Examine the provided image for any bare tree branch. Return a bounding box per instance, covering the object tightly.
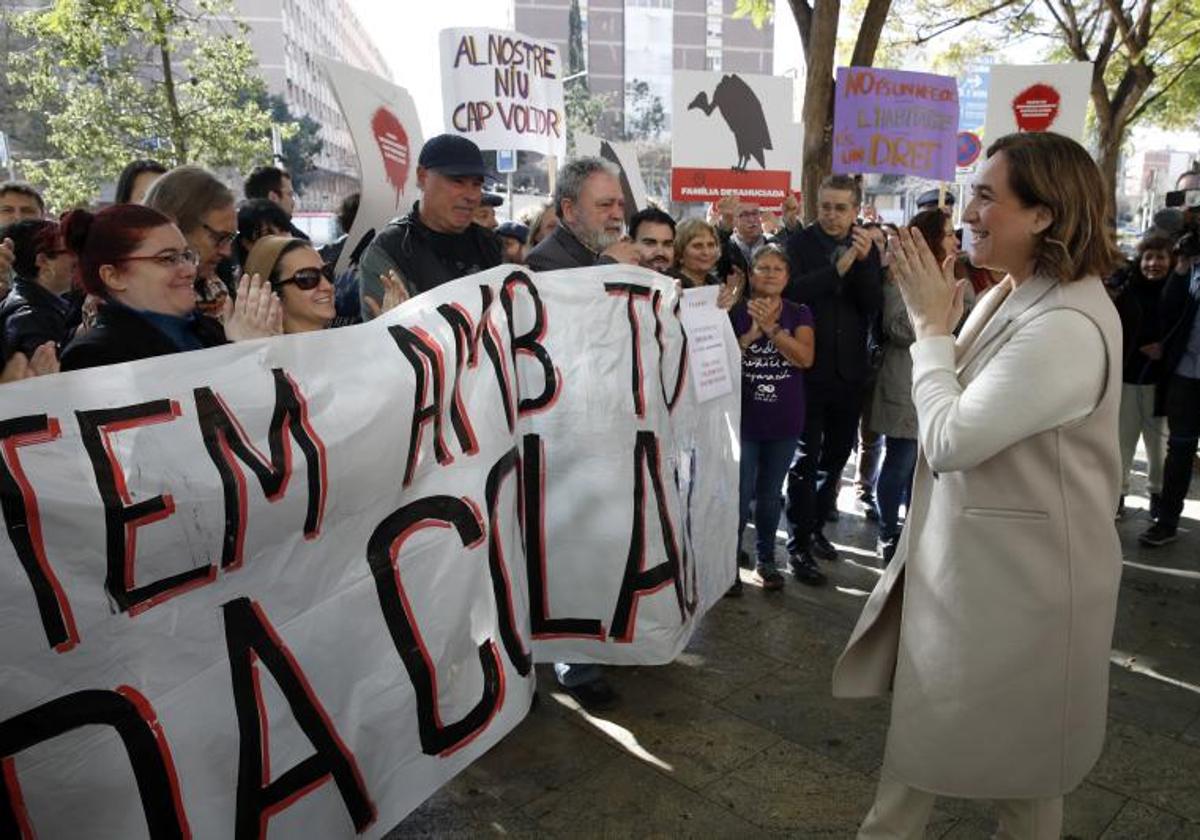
[911,0,1023,45]
[850,0,892,66]
[1128,48,1200,121]
[787,0,814,57]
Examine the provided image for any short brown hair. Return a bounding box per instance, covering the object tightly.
[673,217,718,267]
[144,165,234,234]
[986,133,1122,283]
[818,174,861,206]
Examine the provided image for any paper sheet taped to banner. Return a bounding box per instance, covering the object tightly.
[0,265,738,837]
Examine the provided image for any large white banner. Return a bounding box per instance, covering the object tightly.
[439,28,567,157]
[0,266,737,837]
[983,62,1092,143]
[320,58,424,275]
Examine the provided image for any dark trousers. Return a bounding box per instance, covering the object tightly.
[785,378,867,553]
[1158,375,1200,529]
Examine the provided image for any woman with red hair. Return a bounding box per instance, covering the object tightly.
[59,204,280,371]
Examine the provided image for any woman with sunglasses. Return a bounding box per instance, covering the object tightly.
[60,205,281,371]
[243,235,408,334]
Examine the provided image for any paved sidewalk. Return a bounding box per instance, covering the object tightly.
[390,465,1200,838]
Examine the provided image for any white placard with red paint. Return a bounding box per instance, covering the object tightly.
[671,70,801,204]
[439,28,567,158]
[321,57,424,276]
[0,265,738,837]
[982,62,1092,143]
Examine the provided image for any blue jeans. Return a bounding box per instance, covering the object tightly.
[739,438,798,568]
[876,436,918,539]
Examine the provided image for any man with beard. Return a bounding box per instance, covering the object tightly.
[527,157,640,272]
[358,134,501,316]
[629,207,676,274]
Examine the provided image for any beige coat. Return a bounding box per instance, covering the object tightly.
[832,275,1123,799]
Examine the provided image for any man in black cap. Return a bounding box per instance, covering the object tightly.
[495,221,528,264]
[473,193,504,230]
[915,187,955,212]
[358,134,501,317]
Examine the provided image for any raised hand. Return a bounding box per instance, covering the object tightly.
[224,273,283,341]
[717,266,745,310]
[365,269,410,318]
[888,226,966,340]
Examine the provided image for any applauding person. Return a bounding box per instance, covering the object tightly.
[730,245,817,593]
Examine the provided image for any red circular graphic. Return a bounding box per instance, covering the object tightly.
[371,107,410,199]
[1011,84,1061,132]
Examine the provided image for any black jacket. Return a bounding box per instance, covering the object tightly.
[526,224,616,271]
[60,303,227,371]
[0,277,74,359]
[783,223,884,385]
[1157,263,1200,410]
[1110,264,1167,388]
[357,202,501,318]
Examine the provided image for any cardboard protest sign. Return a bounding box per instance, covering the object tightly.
[671,70,800,204]
[0,265,737,837]
[575,134,648,225]
[439,28,566,158]
[832,67,959,182]
[983,62,1092,143]
[321,58,424,276]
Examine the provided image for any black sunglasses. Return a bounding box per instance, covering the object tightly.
[275,264,334,291]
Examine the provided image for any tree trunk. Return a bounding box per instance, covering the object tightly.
[850,0,892,67]
[1095,116,1125,223]
[800,0,839,222]
[153,6,186,163]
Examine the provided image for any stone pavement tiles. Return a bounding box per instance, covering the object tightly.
[389,465,1200,838]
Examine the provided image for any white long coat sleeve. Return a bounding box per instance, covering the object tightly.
[910,309,1106,474]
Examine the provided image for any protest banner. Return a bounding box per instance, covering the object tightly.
[832,67,959,182]
[439,28,566,158]
[321,58,424,276]
[575,134,648,225]
[671,70,800,204]
[983,62,1092,143]
[0,265,738,837]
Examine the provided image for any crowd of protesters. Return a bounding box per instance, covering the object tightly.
[2,132,1199,711]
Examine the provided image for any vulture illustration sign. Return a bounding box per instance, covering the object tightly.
[671,70,800,204]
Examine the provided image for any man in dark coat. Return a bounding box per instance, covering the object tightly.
[526,157,640,272]
[782,174,884,581]
[357,135,502,317]
[0,219,76,359]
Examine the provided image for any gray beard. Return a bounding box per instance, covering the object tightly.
[575,224,621,254]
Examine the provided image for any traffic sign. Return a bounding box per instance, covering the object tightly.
[496,149,517,173]
[957,131,983,168]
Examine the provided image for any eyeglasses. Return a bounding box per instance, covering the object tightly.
[117,249,201,269]
[275,265,333,291]
[202,222,237,247]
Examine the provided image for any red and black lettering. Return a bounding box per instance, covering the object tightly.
[366,495,505,756]
[522,434,604,640]
[484,449,531,676]
[657,292,688,411]
[194,368,328,571]
[77,400,215,615]
[0,686,190,838]
[388,325,453,486]
[223,597,376,839]
[610,431,687,642]
[0,415,78,652]
[436,290,504,453]
[605,282,654,418]
[500,272,561,417]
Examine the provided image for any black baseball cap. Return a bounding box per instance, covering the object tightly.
[417,134,493,179]
[481,192,505,207]
[495,221,529,243]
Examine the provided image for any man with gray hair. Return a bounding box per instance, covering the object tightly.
[526,157,640,271]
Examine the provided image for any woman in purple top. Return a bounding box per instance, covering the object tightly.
[730,244,816,593]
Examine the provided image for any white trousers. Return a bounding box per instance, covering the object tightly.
[858,776,1063,840]
[1118,382,1167,494]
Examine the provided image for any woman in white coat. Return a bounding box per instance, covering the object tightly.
[833,132,1125,839]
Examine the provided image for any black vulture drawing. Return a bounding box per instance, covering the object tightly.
[598,140,639,226]
[687,74,773,171]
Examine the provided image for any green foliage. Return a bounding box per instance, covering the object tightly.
[260,94,322,192]
[623,79,668,142]
[732,0,775,28]
[9,0,285,209]
[563,80,612,155]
